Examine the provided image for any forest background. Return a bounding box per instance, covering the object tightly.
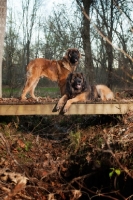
[0,1,133,199]
[3,0,133,98]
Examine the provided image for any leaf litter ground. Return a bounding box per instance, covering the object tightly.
[0,113,133,200]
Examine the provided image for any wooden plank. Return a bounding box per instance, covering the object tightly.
[0,103,133,115]
[66,103,133,115]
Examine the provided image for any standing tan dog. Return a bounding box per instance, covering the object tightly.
[54,72,114,113]
[21,48,81,100]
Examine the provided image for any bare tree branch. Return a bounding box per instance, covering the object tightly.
[76,0,133,63]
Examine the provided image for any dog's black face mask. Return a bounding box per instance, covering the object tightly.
[68,50,80,64]
[72,76,83,90]
[66,73,87,98]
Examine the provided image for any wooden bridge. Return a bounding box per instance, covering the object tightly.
[0,4,133,116]
[0,99,133,115]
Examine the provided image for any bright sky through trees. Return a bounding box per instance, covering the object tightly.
[7,0,72,17]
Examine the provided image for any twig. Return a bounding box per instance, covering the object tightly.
[0,132,24,171]
[26,185,50,194]
[91,193,119,200]
[75,180,96,195]
[113,0,133,33]
[0,132,11,155]
[0,184,10,193]
[125,194,133,200]
[18,193,32,200]
[103,135,133,179]
[70,172,96,184]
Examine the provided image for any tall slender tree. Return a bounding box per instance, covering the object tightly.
[76,0,94,84]
[0,0,7,97]
[22,0,42,72]
[98,0,114,88]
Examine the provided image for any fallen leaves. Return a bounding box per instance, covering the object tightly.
[0,168,28,200]
[0,113,133,199]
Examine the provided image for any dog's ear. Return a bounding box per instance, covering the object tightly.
[67,73,73,81]
[66,73,73,95]
[65,49,71,58]
[74,48,79,52]
[82,80,87,91]
[81,73,87,91]
[66,73,73,88]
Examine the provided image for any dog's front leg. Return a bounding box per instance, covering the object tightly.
[63,93,86,113]
[63,99,73,112]
[56,94,68,111]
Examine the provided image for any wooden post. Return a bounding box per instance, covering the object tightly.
[0,0,7,97]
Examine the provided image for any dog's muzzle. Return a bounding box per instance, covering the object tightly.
[75,79,82,89]
[69,52,79,64]
[70,57,78,64]
[76,84,82,89]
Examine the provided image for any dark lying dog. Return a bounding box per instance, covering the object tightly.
[21,48,81,100]
[54,72,114,113]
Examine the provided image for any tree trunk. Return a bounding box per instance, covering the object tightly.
[26,40,30,65]
[81,0,94,85]
[0,0,7,97]
[106,0,113,88]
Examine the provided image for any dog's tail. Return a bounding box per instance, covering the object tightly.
[96,85,114,101]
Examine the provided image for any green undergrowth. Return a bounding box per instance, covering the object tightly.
[2,86,60,98]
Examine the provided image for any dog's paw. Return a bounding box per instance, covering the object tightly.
[63,108,68,113]
[63,105,70,113]
[32,96,40,102]
[21,97,27,101]
[53,103,65,114]
[56,104,64,111]
[36,97,42,102]
[63,101,72,113]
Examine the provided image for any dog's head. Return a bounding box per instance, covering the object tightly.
[66,72,87,97]
[65,48,81,65]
